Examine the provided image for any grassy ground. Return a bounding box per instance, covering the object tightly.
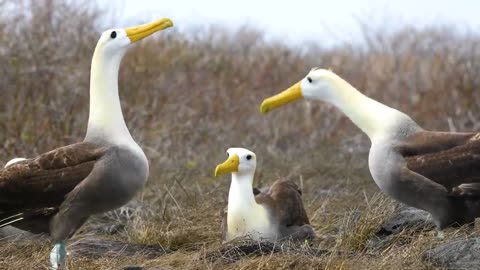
[1,1,480,269]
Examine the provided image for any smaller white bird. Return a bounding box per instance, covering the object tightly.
[215,147,315,242]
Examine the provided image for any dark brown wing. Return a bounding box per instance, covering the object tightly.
[255,179,310,227]
[402,131,480,190]
[0,142,108,231]
[399,131,476,156]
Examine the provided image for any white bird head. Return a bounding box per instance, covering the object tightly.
[260,68,342,113]
[215,148,257,177]
[93,18,173,60]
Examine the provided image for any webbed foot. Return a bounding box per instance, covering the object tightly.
[49,241,67,270]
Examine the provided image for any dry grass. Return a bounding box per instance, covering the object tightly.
[1,1,480,269]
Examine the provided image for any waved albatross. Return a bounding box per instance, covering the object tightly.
[0,18,173,269]
[215,148,315,242]
[260,68,480,230]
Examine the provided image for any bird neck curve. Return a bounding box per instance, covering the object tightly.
[85,45,135,146]
[325,75,415,141]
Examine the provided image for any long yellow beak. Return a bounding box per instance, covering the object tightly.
[215,154,240,177]
[126,18,174,43]
[260,82,303,114]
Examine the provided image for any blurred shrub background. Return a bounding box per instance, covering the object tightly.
[2,1,480,166]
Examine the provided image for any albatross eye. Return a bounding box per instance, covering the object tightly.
[226,152,229,157]
[307,77,312,83]
[110,31,117,39]
[246,155,252,160]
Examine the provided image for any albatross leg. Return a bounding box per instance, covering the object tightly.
[49,241,67,269]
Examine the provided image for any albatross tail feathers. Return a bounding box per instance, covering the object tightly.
[0,207,57,228]
[0,213,25,228]
[451,183,480,198]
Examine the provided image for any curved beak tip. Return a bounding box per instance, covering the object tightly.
[163,18,174,28]
[167,19,174,26]
[259,101,271,114]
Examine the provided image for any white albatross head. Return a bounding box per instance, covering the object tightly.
[94,18,173,60]
[215,148,257,178]
[260,68,344,113]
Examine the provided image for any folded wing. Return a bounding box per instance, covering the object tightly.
[0,142,107,232]
[404,132,480,192]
